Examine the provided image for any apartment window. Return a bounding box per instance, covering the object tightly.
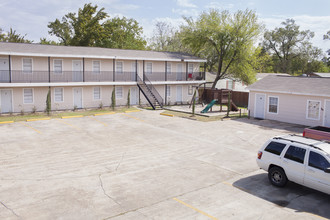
[116,61,123,74]
[188,85,193,95]
[115,87,123,99]
[23,58,32,74]
[307,100,321,120]
[54,59,63,74]
[188,63,194,73]
[54,88,64,102]
[227,80,233,90]
[93,87,101,100]
[93,61,101,74]
[146,62,152,74]
[166,63,172,74]
[23,88,33,104]
[268,96,278,114]
[166,85,171,97]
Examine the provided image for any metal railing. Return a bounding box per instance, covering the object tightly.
[0,70,204,83]
[137,75,163,108]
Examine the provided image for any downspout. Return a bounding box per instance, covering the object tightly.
[8,55,11,83]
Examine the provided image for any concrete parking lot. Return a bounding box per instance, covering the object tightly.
[0,109,329,220]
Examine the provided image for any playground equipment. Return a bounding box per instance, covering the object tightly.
[202,89,239,113]
[201,99,217,113]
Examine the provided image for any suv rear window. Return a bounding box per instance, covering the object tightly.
[264,141,286,155]
[284,145,306,164]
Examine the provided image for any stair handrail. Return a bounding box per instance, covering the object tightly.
[137,75,163,108]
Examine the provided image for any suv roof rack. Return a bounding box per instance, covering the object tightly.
[273,134,326,152]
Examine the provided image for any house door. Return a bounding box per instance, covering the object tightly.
[1,90,12,113]
[0,58,9,82]
[73,88,82,109]
[72,61,83,82]
[176,64,183,81]
[130,86,138,105]
[176,86,182,103]
[131,62,139,81]
[324,100,330,127]
[255,94,265,119]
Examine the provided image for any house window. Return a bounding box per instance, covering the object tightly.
[93,87,101,100]
[54,88,64,102]
[188,85,193,95]
[93,61,101,74]
[188,63,193,73]
[116,61,123,74]
[23,88,33,104]
[23,58,32,74]
[54,60,63,74]
[115,87,123,99]
[227,80,233,90]
[268,96,278,114]
[146,62,152,74]
[166,85,171,96]
[166,63,171,74]
[307,100,321,120]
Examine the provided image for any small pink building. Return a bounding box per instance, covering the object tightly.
[0,42,206,113]
[248,75,330,127]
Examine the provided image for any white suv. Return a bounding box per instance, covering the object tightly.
[256,135,330,195]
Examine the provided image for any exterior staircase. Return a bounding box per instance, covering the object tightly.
[137,75,163,110]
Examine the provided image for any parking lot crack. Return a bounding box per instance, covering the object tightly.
[115,152,126,172]
[98,174,122,207]
[0,201,20,218]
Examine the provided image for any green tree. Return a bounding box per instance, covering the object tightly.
[39,38,60,45]
[181,9,263,89]
[250,47,274,73]
[101,17,146,50]
[48,3,107,46]
[0,28,32,43]
[48,3,146,49]
[262,19,320,74]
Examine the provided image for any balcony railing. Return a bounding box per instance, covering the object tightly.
[0,70,205,83]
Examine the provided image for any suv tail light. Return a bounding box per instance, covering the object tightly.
[303,131,306,137]
[257,151,263,159]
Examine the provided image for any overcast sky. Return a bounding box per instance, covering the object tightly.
[0,0,329,53]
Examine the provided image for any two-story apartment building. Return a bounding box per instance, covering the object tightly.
[0,42,206,113]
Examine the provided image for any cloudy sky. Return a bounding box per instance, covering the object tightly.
[0,0,329,53]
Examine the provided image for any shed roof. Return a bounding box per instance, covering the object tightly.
[247,75,330,97]
[310,72,330,77]
[0,42,206,62]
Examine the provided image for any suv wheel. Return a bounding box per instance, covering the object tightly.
[268,166,287,187]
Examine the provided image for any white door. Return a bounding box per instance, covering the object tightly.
[324,100,330,127]
[0,58,9,82]
[1,90,12,113]
[131,62,139,81]
[281,145,306,185]
[73,88,82,109]
[176,86,182,103]
[255,94,265,119]
[73,61,83,82]
[176,64,183,81]
[130,86,138,105]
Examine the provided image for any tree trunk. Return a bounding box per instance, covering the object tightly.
[211,74,221,89]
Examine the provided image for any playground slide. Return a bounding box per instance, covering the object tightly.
[201,99,217,113]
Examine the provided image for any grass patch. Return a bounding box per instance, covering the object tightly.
[0,107,139,122]
[161,110,248,122]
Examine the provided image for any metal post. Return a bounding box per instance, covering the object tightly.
[8,55,11,83]
[165,61,167,81]
[82,58,85,82]
[135,60,138,81]
[48,57,51,83]
[203,63,206,80]
[143,60,145,81]
[165,85,167,105]
[186,62,188,80]
[113,59,115,82]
